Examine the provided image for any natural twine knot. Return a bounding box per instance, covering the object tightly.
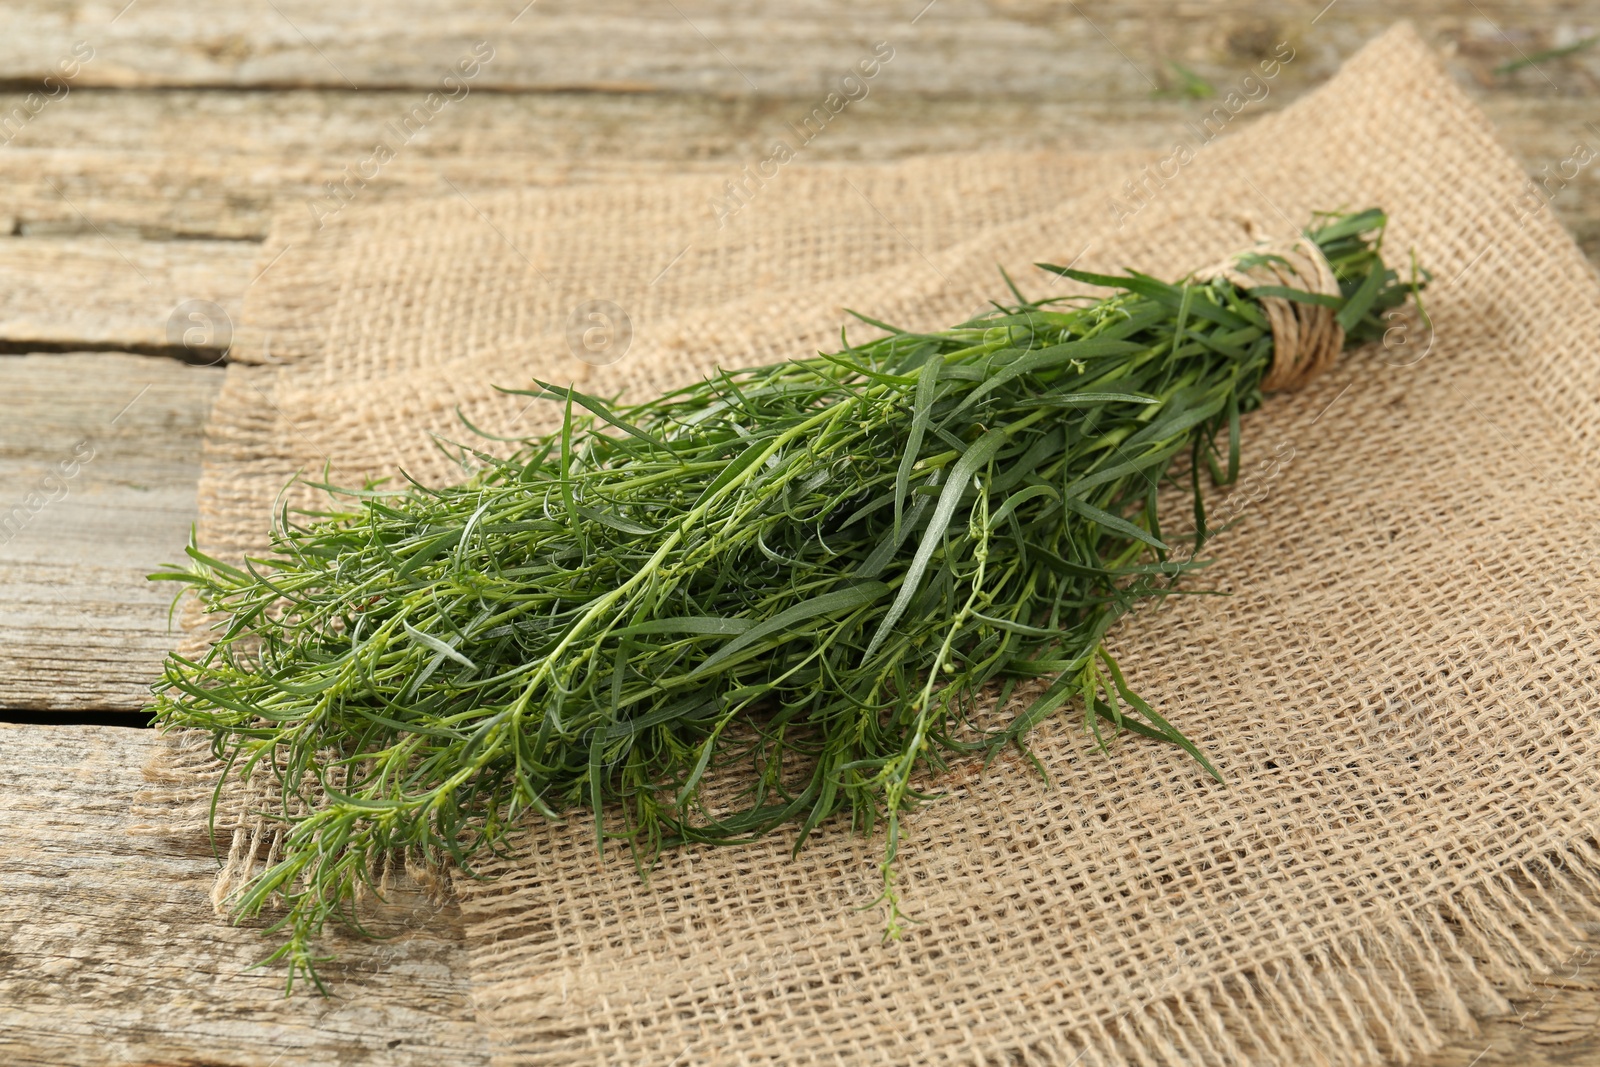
[1195,232,1344,392]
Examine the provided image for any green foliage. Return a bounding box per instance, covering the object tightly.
[1159,61,1216,99]
[151,209,1418,992]
[1495,34,1597,75]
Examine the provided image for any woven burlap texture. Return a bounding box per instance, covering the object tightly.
[175,23,1600,1067]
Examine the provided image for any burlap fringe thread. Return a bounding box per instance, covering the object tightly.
[135,730,451,913]
[1035,851,1600,1067]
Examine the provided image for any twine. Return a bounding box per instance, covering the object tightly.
[1198,233,1345,392]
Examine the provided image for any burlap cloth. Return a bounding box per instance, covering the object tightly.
[165,23,1600,1066]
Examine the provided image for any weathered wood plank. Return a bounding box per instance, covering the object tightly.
[0,90,1594,252]
[0,723,485,1066]
[0,0,1591,346]
[0,353,220,710]
[0,1,1591,94]
[1410,931,1600,1067]
[0,237,253,352]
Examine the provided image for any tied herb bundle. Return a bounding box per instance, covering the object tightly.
[153,209,1421,991]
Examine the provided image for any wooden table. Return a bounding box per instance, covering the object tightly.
[4,3,1598,1063]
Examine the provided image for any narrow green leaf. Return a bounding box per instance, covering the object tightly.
[402,622,477,669]
[1062,495,1169,551]
[896,353,941,540]
[694,581,889,676]
[865,429,1008,660]
[1335,253,1387,330]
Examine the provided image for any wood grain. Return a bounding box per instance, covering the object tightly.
[0,1,1591,94]
[0,723,488,1066]
[2,93,1595,251]
[0,353,220,710]
[0,237,253,353]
